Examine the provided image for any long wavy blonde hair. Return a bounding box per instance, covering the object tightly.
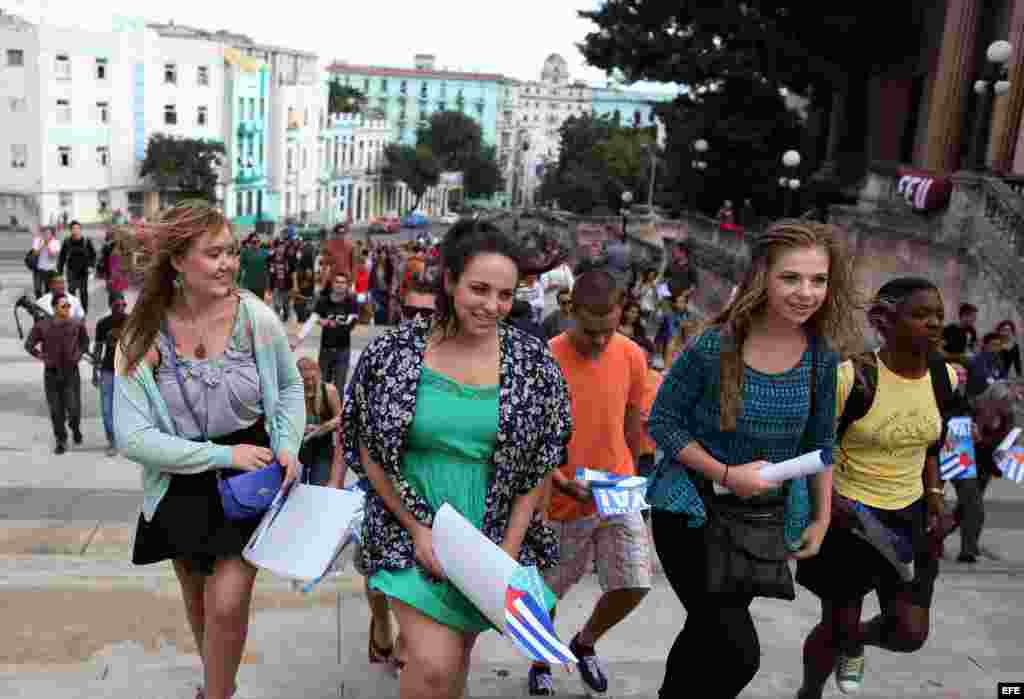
[713,220,863,431]
[118,202,233,374]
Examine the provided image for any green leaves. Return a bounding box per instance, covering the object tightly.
[328,82,367,115]
[418,111,484,172]
[139,134,226,202]
[381,144,441,210]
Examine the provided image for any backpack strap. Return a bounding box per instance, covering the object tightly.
[926,352,955,459]
[836,352,879,443]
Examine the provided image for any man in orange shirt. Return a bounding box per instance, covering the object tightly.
[528,270,652,697]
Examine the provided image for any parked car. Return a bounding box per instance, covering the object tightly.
[439,212,458,225]
[402,212,430,229]
[369,216,400,234]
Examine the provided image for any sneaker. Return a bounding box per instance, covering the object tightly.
[528,664,555,696]
[570,634,608,696]
[54,443,66,455]
[72,429,83,445]
[835,651,865,694]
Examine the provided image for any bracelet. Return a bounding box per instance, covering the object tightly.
[722,464,731,488]
[928,487,945,496]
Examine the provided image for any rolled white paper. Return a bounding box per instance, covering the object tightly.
[712,450,827,494]
[432,503,519,631]
[759,450,826,483]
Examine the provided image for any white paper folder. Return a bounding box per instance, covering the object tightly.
[243,484,364,582]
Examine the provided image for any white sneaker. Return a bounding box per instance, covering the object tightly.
[835,652,865,694]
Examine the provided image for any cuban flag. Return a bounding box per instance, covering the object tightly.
[939,417,976,481]
[998,446,1024,483]
[577,468,650,517]
[504,587,576,665]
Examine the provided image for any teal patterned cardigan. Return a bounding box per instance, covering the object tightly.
[114,290,305,521]
[646,325,838,547]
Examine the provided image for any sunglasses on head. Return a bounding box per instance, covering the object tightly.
[402,305,435,321]
[56,302,70,309]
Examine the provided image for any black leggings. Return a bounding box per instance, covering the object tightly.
[652,508,760,699]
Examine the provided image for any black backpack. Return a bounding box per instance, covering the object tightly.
[836,351,964,461]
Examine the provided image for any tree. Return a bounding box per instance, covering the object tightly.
[381,144,441,212]
[462,145,504,199]
[328,81,367,114]
[577,3,921,102]
[139,134,225,202]
[418,111,484,172]
[537,113,658,214]
[658,75,802,215]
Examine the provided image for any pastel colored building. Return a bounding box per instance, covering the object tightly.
[325,54,506,149]
[221,48,271,227]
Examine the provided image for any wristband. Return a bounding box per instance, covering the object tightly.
[928,487,944,496]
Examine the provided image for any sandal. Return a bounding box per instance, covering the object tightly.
[368,616,394,665]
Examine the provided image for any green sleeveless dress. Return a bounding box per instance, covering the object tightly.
[370,366,553,633]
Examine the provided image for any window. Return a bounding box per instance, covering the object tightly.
[9,97,26,113]
[56,99,71,124]
[259,98,265,117]
[98,190,110,212]
[10,144,27,168]
[164,104,177,125]
[245,190,254,215]
[55,54,70,80]
[302,147,308,170]
[197,65,209,86]
[236,193,244,218]
[96,146,109,167]
[95,57,108,80]
[381,79,388,92]
[363,78,370,92]
[197,105,208,126]
[285,191,292,214]
[96,101,109,124]
[238,97,245,118]
[286,148,294,172]
[59,192,72,209]
[400,80,407,94]
[304,107,309,126]
[128,191,144,219]
[248,98,255,120]
[6,49,24,67]
[57,146,72,167]
[164,63,177,85]
[420,83,428,98]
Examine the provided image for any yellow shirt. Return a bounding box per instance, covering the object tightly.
[834,356,958,510]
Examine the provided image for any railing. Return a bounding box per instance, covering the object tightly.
[982,176,1024,257]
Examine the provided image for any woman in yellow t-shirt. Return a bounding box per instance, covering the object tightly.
[795,277,956,699]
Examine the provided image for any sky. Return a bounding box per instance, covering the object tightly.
[4,0,678,94]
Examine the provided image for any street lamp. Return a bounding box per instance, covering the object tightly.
[621,190,633,239]
[779,150,802,217]
[968,39,1013,171]
[690,139,709,212]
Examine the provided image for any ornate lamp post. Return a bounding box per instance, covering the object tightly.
[621,190,633,239]
[968,39,1013,171]
[690,138,709,212]
[779,149,802,217]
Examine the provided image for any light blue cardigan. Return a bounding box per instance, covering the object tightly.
[114,290,305,521]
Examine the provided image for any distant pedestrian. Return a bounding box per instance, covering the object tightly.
[36,275,85,320]
[966,332,1007,399]
[57,221,96,315]
[296,357,341,486]
[25,291,89,454]
[997,320,1022,378]
[93,291,128,456]
[31,226,61,298]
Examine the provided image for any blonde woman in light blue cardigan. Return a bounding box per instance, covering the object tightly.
[114,203,304,699]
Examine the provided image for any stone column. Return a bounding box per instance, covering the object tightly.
[923,0,981,173]
[991,0,1024,173]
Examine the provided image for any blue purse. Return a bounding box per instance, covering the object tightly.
[165,320,284,521]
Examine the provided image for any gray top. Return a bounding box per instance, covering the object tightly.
[155,311,263,440]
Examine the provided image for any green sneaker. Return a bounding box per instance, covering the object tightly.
[835,652,865,694]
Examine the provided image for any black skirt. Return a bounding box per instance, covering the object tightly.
[131,418,270,576]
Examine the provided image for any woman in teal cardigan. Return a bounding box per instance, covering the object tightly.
[115,202,304,699]
[646,221,862,699]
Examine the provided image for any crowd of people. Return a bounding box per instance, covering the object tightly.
[18,203,1023,699]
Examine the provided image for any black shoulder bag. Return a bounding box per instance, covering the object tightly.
[703,336,819,601]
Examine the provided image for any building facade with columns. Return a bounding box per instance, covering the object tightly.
[805,0,1024,194]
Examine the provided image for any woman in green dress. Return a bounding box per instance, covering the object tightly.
[341,220,573,699]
